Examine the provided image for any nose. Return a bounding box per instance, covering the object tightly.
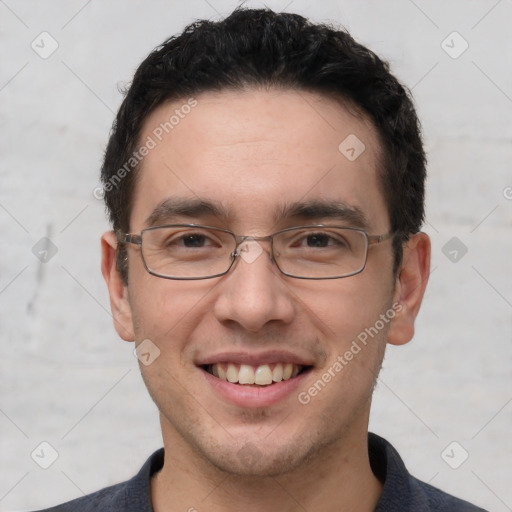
[212,240,295,332]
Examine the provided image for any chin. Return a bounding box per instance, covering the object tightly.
[210,450,304,477]
[198,434,320,478]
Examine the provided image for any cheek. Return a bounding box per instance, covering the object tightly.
[128,272,215,350]
[300,282,392,405]
[294,274,394,343]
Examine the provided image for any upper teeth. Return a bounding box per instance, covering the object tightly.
[210,363,301,385]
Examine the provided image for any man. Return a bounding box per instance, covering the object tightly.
[38,7,486,512]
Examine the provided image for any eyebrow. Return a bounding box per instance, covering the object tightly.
[144,197,369,230]
[275,200,370,230]
[144,198,230,227]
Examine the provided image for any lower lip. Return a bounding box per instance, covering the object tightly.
[200,367,311,408]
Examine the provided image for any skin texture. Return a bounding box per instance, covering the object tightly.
[101,88,430,512]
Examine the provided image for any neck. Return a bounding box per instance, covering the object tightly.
[151,416,382,512]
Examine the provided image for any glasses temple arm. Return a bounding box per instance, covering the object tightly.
[123,234,142,245]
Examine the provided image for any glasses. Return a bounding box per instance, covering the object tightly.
[123,224,395,280]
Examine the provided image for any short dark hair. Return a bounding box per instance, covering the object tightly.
[101,7,426,282]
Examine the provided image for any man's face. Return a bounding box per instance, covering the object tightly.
[118,88,399,475]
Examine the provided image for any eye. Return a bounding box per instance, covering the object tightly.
[160,229,221,250]
[303,233,335,248]
[292,231,348,249]
[179,233,211,248]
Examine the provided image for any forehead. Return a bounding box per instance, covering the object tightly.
[130,88,388,232]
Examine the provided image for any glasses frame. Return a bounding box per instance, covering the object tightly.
[123,224,395,281]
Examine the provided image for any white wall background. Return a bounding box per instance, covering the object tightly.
[1,1,511,510]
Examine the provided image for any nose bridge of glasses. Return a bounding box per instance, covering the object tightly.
[232,234,274,259]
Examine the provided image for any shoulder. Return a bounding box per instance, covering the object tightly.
[32,449,164,512]
[32,481,132,512]
[369,433,488,512]
[405,474,488,512]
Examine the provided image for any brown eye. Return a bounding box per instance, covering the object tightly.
[305,233,332,247]
[180,234,209,247]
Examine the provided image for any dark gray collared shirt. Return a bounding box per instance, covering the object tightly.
[35,433,487,511]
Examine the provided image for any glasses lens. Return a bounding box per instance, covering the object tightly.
[274,227,368,279]
[141,226,235,279]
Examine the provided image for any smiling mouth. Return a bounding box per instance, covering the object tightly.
[203,363,311,386]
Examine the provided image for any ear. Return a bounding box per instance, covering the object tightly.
[387,232,431,346]
[101,231,135,342]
